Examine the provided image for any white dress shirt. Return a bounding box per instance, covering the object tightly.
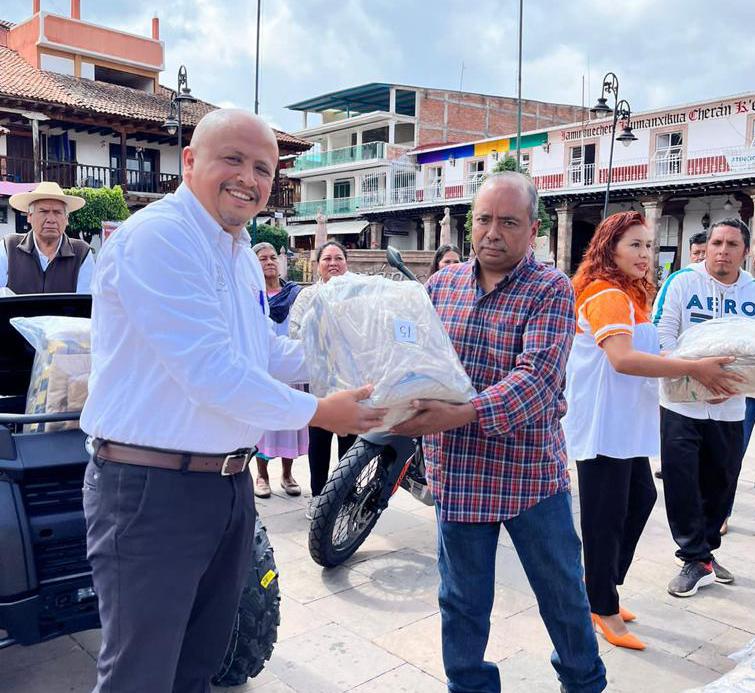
[80,183,317,453]
[0,231,94,293]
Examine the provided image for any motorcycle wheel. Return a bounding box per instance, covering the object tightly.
[212,515,281,687]
[309,440,389,568]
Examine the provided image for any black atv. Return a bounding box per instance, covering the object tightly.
[0,293,279,686]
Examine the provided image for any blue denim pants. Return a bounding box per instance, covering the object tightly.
[436,491,606,693]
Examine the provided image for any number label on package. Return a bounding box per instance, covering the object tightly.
[394,318,417,344]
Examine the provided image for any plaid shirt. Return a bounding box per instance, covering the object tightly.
[425,252,575,523]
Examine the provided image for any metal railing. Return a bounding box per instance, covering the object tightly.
[292,142,387,171]
[287,144,755,217]
[535,145,755,192]
[0,156,180,194]
[292,175,487,218]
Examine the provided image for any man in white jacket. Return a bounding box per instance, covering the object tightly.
[653,218,755,597]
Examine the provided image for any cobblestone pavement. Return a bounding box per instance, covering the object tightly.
[2,445,754,692]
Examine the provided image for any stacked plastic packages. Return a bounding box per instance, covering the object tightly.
[11,316,91,432]
[662,317,755,402]
[301,274,476,430]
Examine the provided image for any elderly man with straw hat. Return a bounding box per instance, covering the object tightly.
[1,181,93,294]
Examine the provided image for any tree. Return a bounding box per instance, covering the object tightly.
[465,155,552,242]
[64,185,130,239]
[246,222,289,252]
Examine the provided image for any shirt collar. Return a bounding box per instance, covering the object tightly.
[175,183,251,251]
[471,249,534,293]
[31,232,65,259]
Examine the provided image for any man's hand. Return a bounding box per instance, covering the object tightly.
[310,385,387,436]
[390,400,478,436]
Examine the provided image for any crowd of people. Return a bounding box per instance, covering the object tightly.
[2,108,752,693]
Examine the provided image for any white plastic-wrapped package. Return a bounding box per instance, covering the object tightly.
[301,274,477,430]
[10,316,91,432]
[661,317,755,403]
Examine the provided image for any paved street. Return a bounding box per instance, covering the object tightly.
[2,445,754,693]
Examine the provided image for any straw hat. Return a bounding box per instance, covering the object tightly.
[9,181,86,213]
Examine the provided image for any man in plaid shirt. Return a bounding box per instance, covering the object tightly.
[394,172,606,693]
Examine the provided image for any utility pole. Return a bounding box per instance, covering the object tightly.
[254,0,261,115]
[252,0,262,244]
[516,0,523,169]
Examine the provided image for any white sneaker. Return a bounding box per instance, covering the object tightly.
[305,498,315,520]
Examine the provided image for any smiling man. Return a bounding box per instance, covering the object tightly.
[80,109,384,693]
[393,172,606,693]
[653,217,755,598]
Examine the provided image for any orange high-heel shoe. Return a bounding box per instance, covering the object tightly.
[591,613,646,650]
[619,606,636,622]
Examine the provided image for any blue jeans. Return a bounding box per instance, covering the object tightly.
[436,492,606,693]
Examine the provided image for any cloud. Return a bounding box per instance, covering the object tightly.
[4,0,755,136]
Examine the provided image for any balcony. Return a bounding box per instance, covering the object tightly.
[291,175,487,220]
[292,142,387,172]
[533,145,755,193]
[0,156,180,195]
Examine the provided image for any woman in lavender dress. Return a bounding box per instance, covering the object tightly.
[252,242,307,498]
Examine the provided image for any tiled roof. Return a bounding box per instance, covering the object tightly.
[0,19,15,30]
[0,45,309,149]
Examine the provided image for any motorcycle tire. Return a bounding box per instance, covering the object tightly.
[212,515,281,687]
[309,439,388,568]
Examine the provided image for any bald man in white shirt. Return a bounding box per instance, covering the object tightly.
[80,109,384,693]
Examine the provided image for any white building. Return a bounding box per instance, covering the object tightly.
[286,89,755,275]
[283,82,586,251]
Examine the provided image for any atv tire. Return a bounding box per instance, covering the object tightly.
[212,515,280,686]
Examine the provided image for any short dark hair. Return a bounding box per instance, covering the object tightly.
[689,232,708,248]
[707,218,750,248]
[315,240,348,262]
[430,244,462,275]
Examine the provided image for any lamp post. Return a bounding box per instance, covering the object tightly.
[590,73,638,219]
[162,65,197,176]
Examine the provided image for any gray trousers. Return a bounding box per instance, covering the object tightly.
[83,456,256,693]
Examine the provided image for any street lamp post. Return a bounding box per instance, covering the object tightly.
[590,73,638,218]
[162,65,197,177]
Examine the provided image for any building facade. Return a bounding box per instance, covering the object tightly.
[286,88,755,276]
[283,82,586,250]
[0,1,309,238]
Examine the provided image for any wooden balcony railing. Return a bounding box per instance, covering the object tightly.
[0,156,180,195]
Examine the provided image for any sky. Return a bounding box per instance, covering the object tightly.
[5,0,755,135]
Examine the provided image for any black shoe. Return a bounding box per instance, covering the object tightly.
[711,558,734,584]
[654,469,663,479]
[668,561,715,597]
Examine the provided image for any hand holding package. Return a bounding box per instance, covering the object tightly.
[661,316,755,402]
[301,274,476,430]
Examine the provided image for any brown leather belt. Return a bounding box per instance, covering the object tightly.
[94,439,256,476]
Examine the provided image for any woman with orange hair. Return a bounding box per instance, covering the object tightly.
[563,211,741,650]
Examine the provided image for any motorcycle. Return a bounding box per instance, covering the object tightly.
[308,247,434,568]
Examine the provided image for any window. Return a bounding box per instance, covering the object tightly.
[520,152,531,174]
[361,173,384,207]
[466,159,485,195]
[40,53,75,76]
[657,217,679,246]
[655,132,683,176]
[333,179,353,214]
[426,165,443,200]
[110,145,159,193]
[568,144,595,185]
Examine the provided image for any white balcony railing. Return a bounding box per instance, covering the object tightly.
[534,145,755,192]
[290,146,755,218]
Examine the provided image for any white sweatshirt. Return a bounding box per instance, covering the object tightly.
[652,260,755,421]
